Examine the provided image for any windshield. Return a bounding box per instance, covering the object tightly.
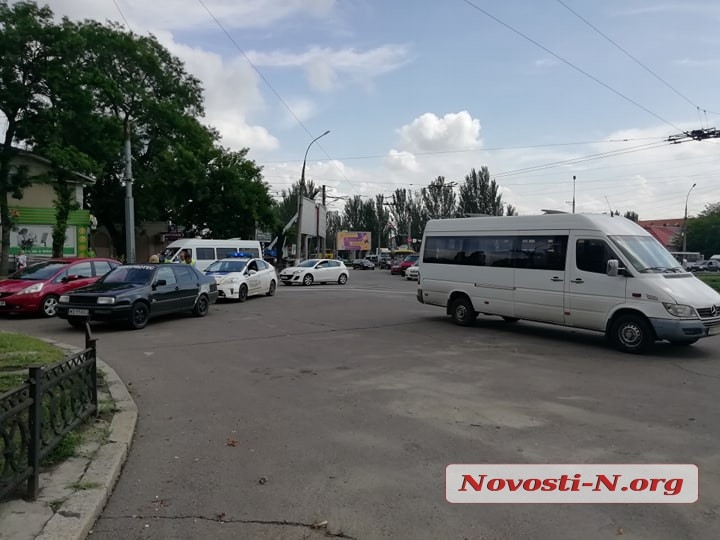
[205,260,248,273]
[609,235,684,273]
[159,247,180,261]
[298,259,320,268]
[100,265,155,285]
[11,261,69,280]
[404,255,419,262]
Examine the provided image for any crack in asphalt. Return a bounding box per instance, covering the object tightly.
[670,362,720,379]
[120,319,419,352]
[100,514,357,538]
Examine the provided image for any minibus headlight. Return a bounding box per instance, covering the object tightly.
[662,303,697,318]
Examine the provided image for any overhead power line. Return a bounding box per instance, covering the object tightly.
[460,0,686,134]
[195,0,361,188]
[556,0,701,112]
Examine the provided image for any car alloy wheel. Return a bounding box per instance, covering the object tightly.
[338,273,348,285]
[303,274,314,286]
[194,294,209,316]
[267,280,276,296]
[238,285,248,302]
[41,295,59,317]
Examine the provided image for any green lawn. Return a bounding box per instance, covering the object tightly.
[0,333,65,393]
[698,274,720,292]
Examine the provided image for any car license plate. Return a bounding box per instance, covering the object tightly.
[68,308,89,316]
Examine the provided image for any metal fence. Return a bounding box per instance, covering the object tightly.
[0,324,98,501]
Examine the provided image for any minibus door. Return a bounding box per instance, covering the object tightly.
[565,235,627,331]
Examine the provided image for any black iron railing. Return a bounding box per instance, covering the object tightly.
[0,323,97,501]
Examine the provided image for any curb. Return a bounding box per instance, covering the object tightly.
[36,357,137,540]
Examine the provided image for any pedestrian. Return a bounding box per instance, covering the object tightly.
[149,254,160,263]
[180,249,196,266]
[16,250,27,272]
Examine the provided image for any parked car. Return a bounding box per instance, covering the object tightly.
[204,256,277,301]
[352,259,375,270]
[279,259,349,286]
[692,260,720,272]
[405,263,420,281]
[390,255,420,276]
[0,257,120,317]
[56,263,218,330]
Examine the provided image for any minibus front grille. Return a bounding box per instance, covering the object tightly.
[697,305,720,318]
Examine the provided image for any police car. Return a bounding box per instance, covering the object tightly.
[204,254,277,302]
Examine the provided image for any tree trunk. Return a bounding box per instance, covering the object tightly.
[0,122,16,276]
[52,172,78,257]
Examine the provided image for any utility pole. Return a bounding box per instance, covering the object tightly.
[123,120,135,263]
[295,130,330,262]
[572,175,576,214]
[321,185,326,255]
[683,183,697,252]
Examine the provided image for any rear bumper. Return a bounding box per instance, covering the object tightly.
[649,317,720,340]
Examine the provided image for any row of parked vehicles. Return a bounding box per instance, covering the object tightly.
[0,253,358,330]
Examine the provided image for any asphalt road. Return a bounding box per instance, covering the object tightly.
[3,269,720,540]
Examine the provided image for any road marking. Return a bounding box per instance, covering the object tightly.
[279,286,416,296]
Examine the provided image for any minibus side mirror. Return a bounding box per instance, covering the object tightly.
[606,260,619,277]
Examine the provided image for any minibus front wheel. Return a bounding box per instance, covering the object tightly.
[450,296,477,326]
[609,313,654,354]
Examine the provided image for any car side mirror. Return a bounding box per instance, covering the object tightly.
[153,279,167,290]
[606,259,619,277]
[249,269,257,275]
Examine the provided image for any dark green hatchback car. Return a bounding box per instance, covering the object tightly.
[56,263,219,330]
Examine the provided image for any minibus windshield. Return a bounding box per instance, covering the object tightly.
[609,235,685,273]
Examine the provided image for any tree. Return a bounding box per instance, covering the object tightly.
[0,0,62,274]
[624,210,639,222]
[506,204,518,216]
[457,166,504,216]
[421,176,456,220]
[686,202,720,257]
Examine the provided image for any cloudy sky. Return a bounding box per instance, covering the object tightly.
[9,0,720,218]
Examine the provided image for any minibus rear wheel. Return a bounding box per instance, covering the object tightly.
[609,313,653,354]
[450,297,477,326]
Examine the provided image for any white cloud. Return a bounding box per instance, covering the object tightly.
[153,31,279,151]
[384,150,418,172]
[247,45,411,92]
[397,111,483,153]
[34,0,336,31]
[674,57,720,67]
[535,58,560,68]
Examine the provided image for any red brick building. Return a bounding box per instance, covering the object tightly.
[637,218,683,250]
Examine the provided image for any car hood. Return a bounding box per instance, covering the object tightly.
[280,266,309,273]
[656,274,720,306]
[206,271,245,280]
[0,279,45,293]
[70,282,145,295]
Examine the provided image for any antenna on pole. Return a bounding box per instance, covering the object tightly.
[572,175,576,214]
[604,196,613,215]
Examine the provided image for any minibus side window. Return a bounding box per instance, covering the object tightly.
[576,239,617,274]
[196,248,215,260]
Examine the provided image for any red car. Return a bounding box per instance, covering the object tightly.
[390,254,419,276]
[0,257,120,317]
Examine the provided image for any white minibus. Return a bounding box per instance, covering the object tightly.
[416,213,720,354]
[159,239,263,272]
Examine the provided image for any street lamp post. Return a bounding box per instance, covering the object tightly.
[295,130,330,262]
[682,183,697,252]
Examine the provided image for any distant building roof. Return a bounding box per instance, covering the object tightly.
[9,148,95,184]
[637,218,684,228]
[643,225,679,248]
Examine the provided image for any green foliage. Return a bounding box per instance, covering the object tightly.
[686,202,720,257]
[421,176,457,220]
[457,167,504,216]
[43,431,82,466]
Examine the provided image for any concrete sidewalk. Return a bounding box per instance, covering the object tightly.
[0,339,137,540]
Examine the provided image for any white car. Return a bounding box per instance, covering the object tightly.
[279,259,349,286]
[405,263,420,281]
[204,257,277,302]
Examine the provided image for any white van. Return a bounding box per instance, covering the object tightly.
[416,213,720,354]
[159,239,263,272]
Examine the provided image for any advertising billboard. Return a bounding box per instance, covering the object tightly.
[336,231,371,251]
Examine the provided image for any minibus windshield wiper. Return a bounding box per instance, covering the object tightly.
[639,266,681,273]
